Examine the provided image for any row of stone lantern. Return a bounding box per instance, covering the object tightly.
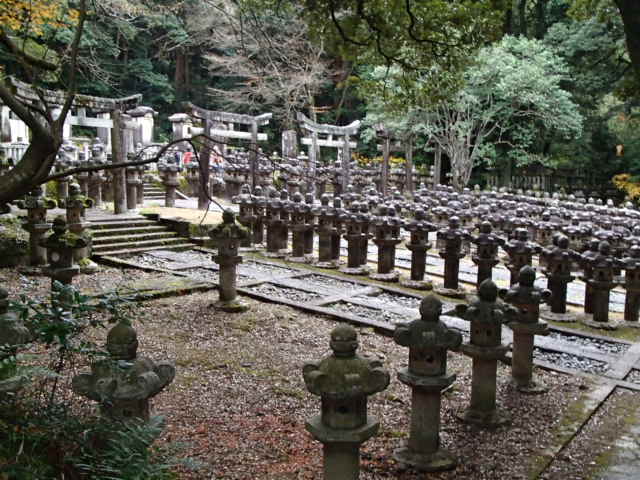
[231,183,640,329]
[300,269,551,478]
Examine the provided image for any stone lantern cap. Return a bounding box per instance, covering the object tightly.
[42,216,89,251]
[208,209,250,243]
[303,324,390,400]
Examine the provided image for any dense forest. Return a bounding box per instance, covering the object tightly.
[0,0,639,197]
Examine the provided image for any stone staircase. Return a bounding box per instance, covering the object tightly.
[143,182,165,202]
[90,216,196,257]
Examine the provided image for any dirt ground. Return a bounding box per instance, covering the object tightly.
[1,268,625,479]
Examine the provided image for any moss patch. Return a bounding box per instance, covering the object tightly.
[0,216,28,267]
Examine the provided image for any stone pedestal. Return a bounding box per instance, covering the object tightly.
[210,210,250,312]
[126,167,141,211]
[400,209,435,290]
[303,325,390,480]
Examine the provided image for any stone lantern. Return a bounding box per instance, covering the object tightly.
[314,194,337,268]
[401,208,437,290]
[16,186,57,274]
[158,162,182,207]
[535,211,557,247]
[72,318,175,421]
[502,228,541,286]
[456,279,512,427]
[209,209,250,312]
[503,266,550,393]
[233,184,258,251]
[303,324,390,480]
[40,216,88,291]
[340,202,370,275]
[287,192,312,263]
[370,205,403,282]
[88,137,107,208]
[470,221,503,287]
[435,216,469,298]
[304,192,316,256]
[331,197,346,265]
[580,241,620,328]
[540,234,579,322]
[0,288,32,396]
[264,189,286,258]
[622,245,640,325]
[61,183,97,273]
[393,295,462,472]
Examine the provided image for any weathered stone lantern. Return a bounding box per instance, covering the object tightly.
[393,295,462,471]
[303,324,390,480]
[314,194,337,268]
[435,216,469,298]
[264,189,286,258]
[233,184,258,251]
[158,162,182,207]
[209,209,250,312]
[126,162,142,211]
[287,192,312,263]
[252,185,266,245]
[40,216,88,291]
[503,266,550,393]
[456,279,512,427]
[470,221,503,287]
[401,208,436,290]
[61,183,97,273]
[502,227,541,286]
[16,186,57,274]
[370,205,403,282]
[72,318,175,421]
[540,234,579,322]
[340,202,370,276]
[580,241,620,328]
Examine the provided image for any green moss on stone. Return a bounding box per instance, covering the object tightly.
[0,216,28,267]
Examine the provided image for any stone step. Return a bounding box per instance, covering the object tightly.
[92,231,178,245]
[145,195,165,200]
[91,219,158,230]
[92,237,189,253]
[93,243,196,257]
[144,190,165,195]
[92,225,169,237]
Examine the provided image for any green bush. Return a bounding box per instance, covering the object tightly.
[0,283,191,479]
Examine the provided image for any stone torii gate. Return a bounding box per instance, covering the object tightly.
[297,112,360,193]
[8,78,142,214]
[185,103,272,200]
[375,125,415,197]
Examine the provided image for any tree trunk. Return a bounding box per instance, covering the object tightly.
[616,0,640,86]
[0,133,59,205]
[518,0,527,37]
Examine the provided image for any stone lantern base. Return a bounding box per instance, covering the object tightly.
[394,447,457,473]
[579,315,620,331]
[399,277,433,291]
[434,285,467,299]
[340,265,370,276]
[456,407,510,428]
[213,297,249,313]
[539,306,580,323]
[369,270,400,282]
[287,254,313,264]
[313,259,340,269]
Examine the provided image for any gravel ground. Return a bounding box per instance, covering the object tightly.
[295,274,364,293]
[247,282,323,302]
[357,292,422,310]
[533,348,609,374]
[548,331,629,356]
[1,267,591,479]
[326,300,408,324]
